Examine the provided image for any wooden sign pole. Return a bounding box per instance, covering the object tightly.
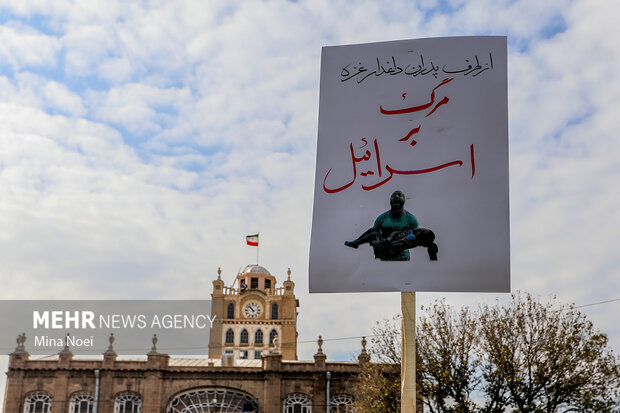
[401,291,416,412]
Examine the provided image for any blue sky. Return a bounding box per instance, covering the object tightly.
[0,0,618,388]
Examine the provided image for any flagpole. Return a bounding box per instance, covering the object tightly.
[257,232,259,265]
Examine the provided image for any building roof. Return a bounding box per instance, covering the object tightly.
[169,358,262,367]
[240,265,271,275]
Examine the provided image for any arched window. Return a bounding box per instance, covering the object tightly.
[330,394,354,413]
[269,329,278,345]
[69,392,95,413]
[225,328,234,344]
[254,329,264,345]
[271,303,279,320]
[23,392,52,413]
[114,392,142,413]
[283,393,311,413]
[226,302,235,319]
[240,328,249,344]
[167,388,259,412]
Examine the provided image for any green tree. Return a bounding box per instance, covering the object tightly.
[352,294,620,413]
[353,301,480,413]
[417,300,480,413]
[478,293,620,412]
[353,315,402,412]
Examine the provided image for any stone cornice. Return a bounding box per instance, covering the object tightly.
[8,359,361,374]
[217,319,295,325]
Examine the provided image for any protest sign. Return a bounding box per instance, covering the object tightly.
[310,36,509,293]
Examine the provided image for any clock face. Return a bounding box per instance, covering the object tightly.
[244,302,262,318]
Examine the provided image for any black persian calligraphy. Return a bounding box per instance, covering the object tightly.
[340,53,493,84]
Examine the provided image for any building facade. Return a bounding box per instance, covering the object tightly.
[3,265,368,413]
[208,265,299,361]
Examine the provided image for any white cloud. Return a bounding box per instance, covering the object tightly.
[98,56,135,84]
[61,24,117,76]
[86,83,192,136]
[0,0,618,370]
[0,22,60,69]
[43,80,86,116]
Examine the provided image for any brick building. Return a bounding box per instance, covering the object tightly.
[3,265,369,412]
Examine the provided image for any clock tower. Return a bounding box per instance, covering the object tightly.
[209,265,299,360]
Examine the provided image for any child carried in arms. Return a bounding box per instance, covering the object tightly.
[344,190,438,261]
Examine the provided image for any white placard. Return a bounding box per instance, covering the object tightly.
[309,36,510,293]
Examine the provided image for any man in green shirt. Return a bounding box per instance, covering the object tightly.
[344,190,438,261]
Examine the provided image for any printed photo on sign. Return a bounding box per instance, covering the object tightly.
[344,190,438,262]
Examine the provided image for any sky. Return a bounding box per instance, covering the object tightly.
[1,0,619,397]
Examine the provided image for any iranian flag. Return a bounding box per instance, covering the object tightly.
[246,234,259,247]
